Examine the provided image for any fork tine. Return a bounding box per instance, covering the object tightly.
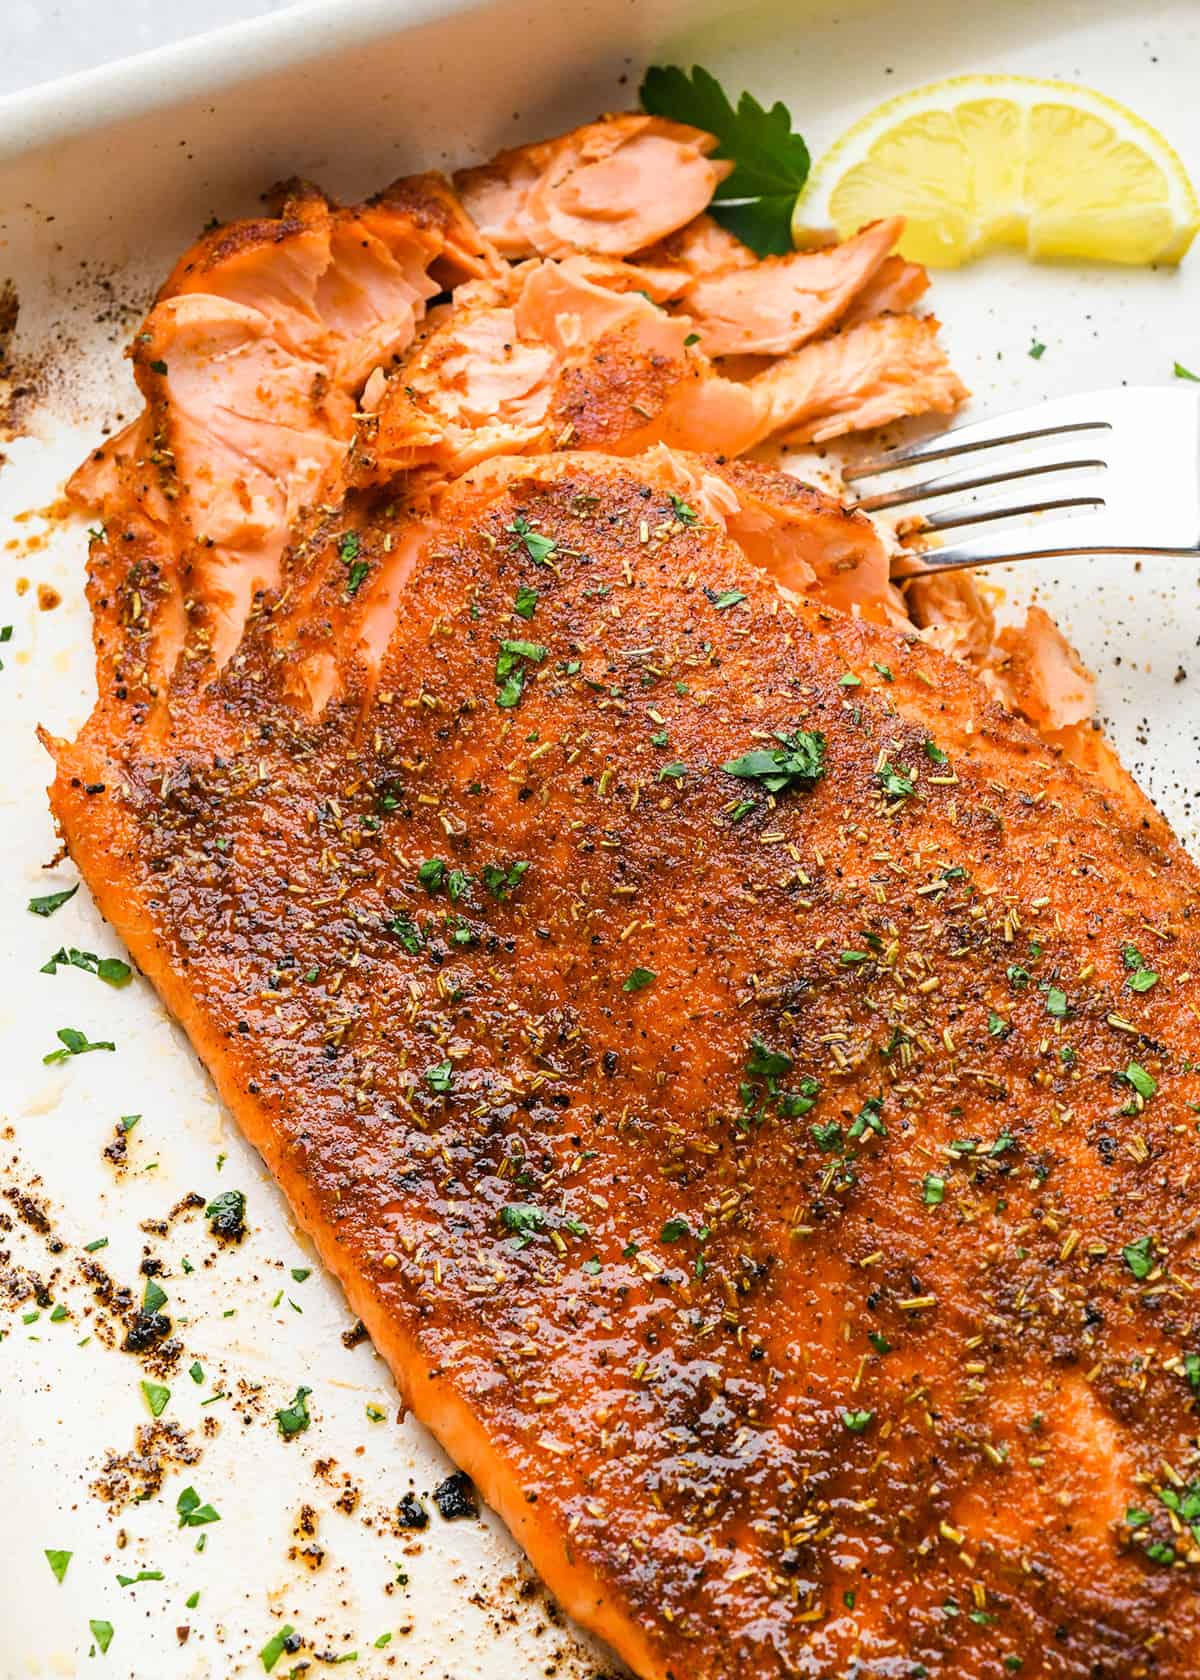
[843,419,1111,483]
[918,494,1105,534]
[893,536,1199,580]
[850,456,1106,514]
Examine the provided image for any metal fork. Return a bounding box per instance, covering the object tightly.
[842,386,1200,578]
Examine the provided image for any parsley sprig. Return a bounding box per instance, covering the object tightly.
[640,65,811,256]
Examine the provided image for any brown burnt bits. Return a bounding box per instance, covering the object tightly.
[91,1419,200,1511]
[396,1492,429,1530]
[432,1471,478,1521]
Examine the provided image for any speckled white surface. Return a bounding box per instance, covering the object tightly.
[1,0,1199,1676]
[2,0,300,96]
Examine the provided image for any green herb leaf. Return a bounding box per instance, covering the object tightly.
[722,728,825,796]
[1174,362,1199,381]
[848,1095,886,1140]
[623,967,656,994]
[140,1380,170,1418]
[424,1060,454,1094]
[923,1174,946,1206]
[1045,987,1069,1018]
[877,763,914,800]
[500,1203,546,1248]
[640,64,810,257]
[1028,341,1046,360]
[346,559,370,596]
[669,494,699,526]
[708,587,745,609]
[811,1120,844,1153]
[481,859,530,900]
[89,1619,114,1654]
[142,1279,167,1314]
[260,1624,296,1673]
[417,858,445,893]
[987,1011,1011,1038]
[922,738,948,765]
[508,514,557,565]
[841,1409,874,1433]
[872,662,894,682]
[45,1549,72,1583]
[275,1385,312,1438]
[513,584,538,620]
[660,1217,690,1243]
[1128,968,1158,993]
[338,532,360,562]
[42,1025,116,1064]
[1125,1062,1157,1101]
[177,1486,221,1528]
[495,638,546,708]
[1122,1235,1155,1281]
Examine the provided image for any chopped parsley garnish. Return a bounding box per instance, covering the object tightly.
[623,967,656,994]
[877,762,914,800]
[872,662,894,682]
[44,1549,72,1583]
[923,738,948,765]
[275,1386,312,1438]
[1007,964,1031,989]
[89,1620,114,1655]
[43,1026,115,1065]
[385,912,423,953]
[140,1380,170,1418]
[508,514,557,565]
[338,532,360,562]
[669,494,699,526]
[41,947,132,986]
[116,1570,163,1587]
[745,1038,793,1082]
[424,1060,453,1094]
[1044,987,1069,1018]
[417,858,445,893]
[176,1486,221,1528]
[1128,968,1158,993]
[1175,362,1199,381]
[482,859,530,900]
[838,671,862,688]
[923,1174,946,1206]
[189,1361,204,1384]
[1028,341,1046,360]
[1125,1062,1156,1101]
[848,1095,886,1140]
[811,1120,844,1153]
[513,584,538,620]
[495,638,546,708]
[988,1011,1011,1038]
[659,761,688,780]
[841,1409,874,1433]
[260,1624,296,1673]
[143,1279,167,1314]
[722,728,825,796]
[28,884,79,917]
[868,1331,891,1354]
[660,1218,690,1243]
[708,588,745,610]
[640,63,810,256]
[346,559,370,595]
[500,1203,545,1248]
[84,1237,108,1253]
[1122,1235,1155,1281]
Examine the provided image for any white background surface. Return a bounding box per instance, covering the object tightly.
[1,0,1199,1675]
[3,0,297,95]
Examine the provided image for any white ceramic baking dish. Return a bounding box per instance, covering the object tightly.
[1,0,1197,1673]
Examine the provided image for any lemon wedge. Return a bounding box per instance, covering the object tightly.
[794,75,1199,268]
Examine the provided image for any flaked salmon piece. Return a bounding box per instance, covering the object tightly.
[556,251,696,304]
[68,182,467,677]
[355,261,766,480]
[751,312,969,444]
[47,447,1200,1680]
[681,217,903,357]
[363,171,506,288]
[454,114,732,259]
[989,602,1095,730]
[837,252,930,327]
[710,456,907,625]
[904,568,997,668]
[634,212,756,286]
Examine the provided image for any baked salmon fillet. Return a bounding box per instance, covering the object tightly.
[46,119,1200,1680]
